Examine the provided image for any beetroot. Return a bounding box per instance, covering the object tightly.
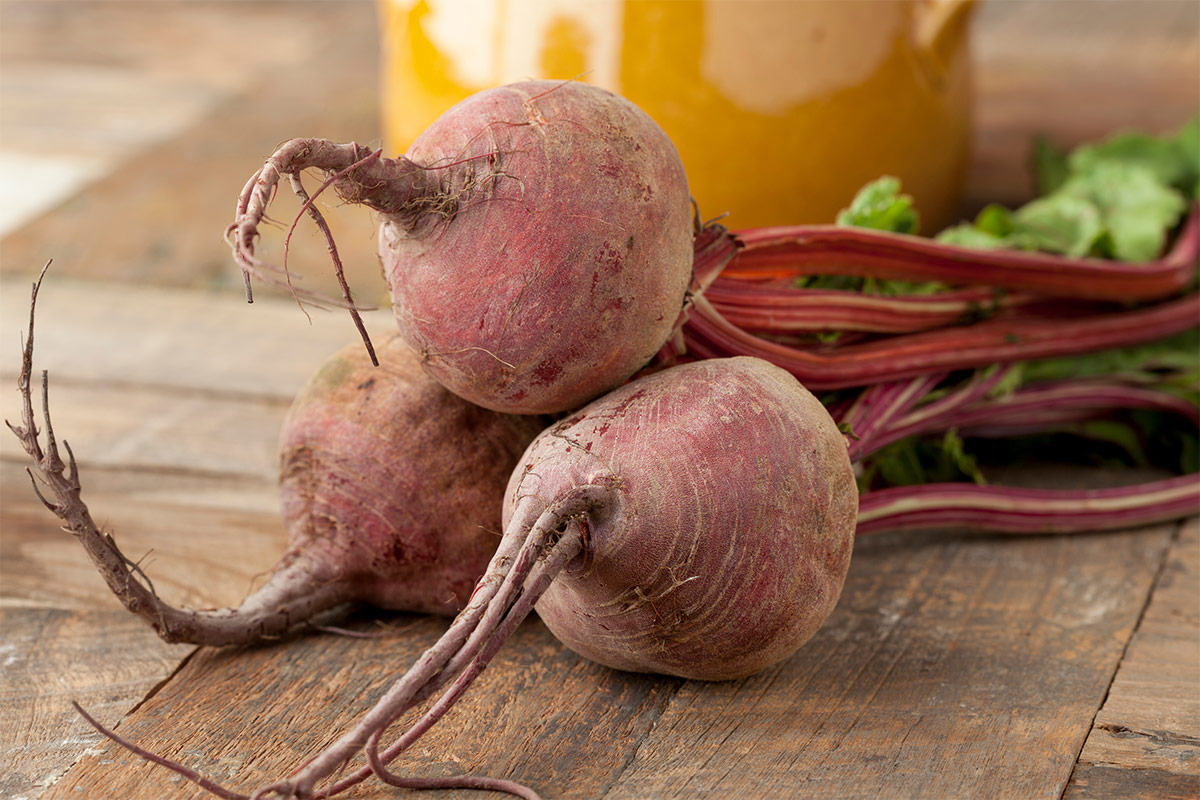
[230,80,695,415]
[156,356,855,799]
[505,356,858,680]
[275,332,545,619]
[10,269,543,645]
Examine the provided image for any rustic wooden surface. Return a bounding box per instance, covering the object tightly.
[1,1,1197,799]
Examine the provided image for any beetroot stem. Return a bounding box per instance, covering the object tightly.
[683,291,1199,391]
[705,283,1053,335]
[359,521,585,800]
[723,203,1199,302]
[840,372,947,462]
[864,379,1199,457]
[226,138,428,313]
[72,702,248,800]
[856,474,1199,535]
[286,173,378,366]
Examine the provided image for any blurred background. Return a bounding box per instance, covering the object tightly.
[0,0,1196,301]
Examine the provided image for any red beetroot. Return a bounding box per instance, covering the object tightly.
[275,332,545,619]
[10,269,543,645]
[230,80,695,415]
[505,356,859,680]
[209,356,858,800]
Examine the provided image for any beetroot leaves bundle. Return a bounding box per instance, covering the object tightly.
[670,119,1199,388]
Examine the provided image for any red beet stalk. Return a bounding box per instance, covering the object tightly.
[703,282,1059,335]
[681,290,1198,391]
[839,358,1198,536]
[720,204,1199,302]
[869,380,1199,454]
[856,474,1198,535]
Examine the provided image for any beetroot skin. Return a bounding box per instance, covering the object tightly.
[207,357,859,800]
[277,332,545,617]
[378,81,694,414]
[504,356,859,680]
[230,80,695,415]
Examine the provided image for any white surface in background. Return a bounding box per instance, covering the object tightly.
[0,1,332,243]
[0,151,106,236]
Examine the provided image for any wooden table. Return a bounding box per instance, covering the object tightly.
[1,2,1197,799]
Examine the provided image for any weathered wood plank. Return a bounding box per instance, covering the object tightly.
[1,461,286,614]
[0,608,192,800]
[966,0,1199,208]
[0,1,386,304]
[0,381,288,480]
[0,1,348,237]
[34,521,1181,799]
[0,276,394,401]
[0,461,289,796]
[597,525,1176,800]
[1064,518,1200,800]
[42,616,681,800]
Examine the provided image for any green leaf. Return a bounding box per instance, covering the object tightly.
[935,223,1010,250]
[974,203,1016,237]
[934,113,1197,262]
[836,176,921,234]
[813,178,945,295]
[1064,162,1187,261]
[938,429,988,485]
[1075,419,1150,467]
[1009,192,1105,257]
[875,441,929,487]
[1033,137,1070,195]
[985,363,1027,400]
[1176,114,1199,201]
[1018,328,1200,394]
[1069,118,1199,200]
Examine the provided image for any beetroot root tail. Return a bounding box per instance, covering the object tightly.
[358,519,586,799]
[7,265,356,647]
[275,490,608,800]
[72,702,249,800]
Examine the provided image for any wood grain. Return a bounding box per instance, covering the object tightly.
[599,525,1178,800]
[0,462,287,614]
[966,0,1199,208]
[41,617,681,800]
[0,276,394,402]
[1,3,1197,799]
[35,521,1181,799]
[0,609,193,800]
[1064,518,1200,800]
[0,1,388,304]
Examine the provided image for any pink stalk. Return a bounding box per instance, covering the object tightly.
[358,521,582,799]
[681,291,1199,390]
[849,366,1198,537]
[839,373,947,462]
[719,204,1199,302]
[856,474,1199,535]
[704,283,1063,335]
[655,222,742,364]
[863,380,1199,456]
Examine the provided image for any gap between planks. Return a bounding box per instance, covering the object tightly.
[1063,518,1200,800]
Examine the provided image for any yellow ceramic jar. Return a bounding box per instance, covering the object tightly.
[378,0,975,230]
